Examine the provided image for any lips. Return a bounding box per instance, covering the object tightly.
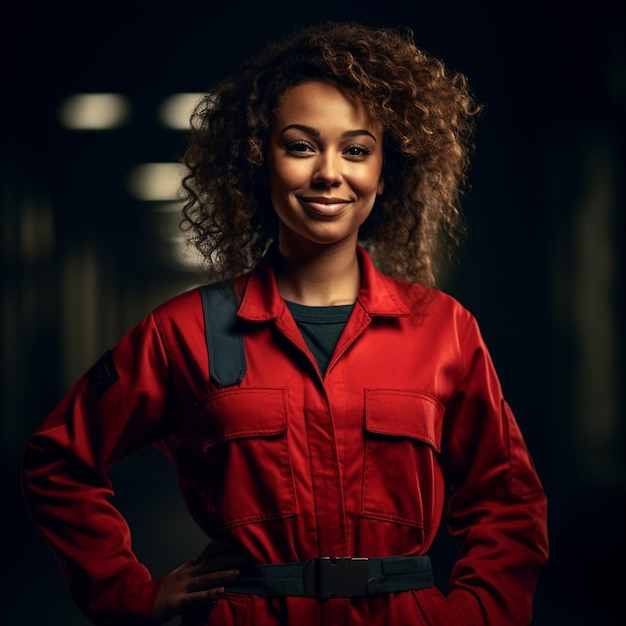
[298,196,351,217]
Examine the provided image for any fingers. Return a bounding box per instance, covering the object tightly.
[175,567,240,617]
[152,563,240,622]
[175,587,223,615]
[189,568,240,593]
[187,542,245,593]
[153,544,247,624]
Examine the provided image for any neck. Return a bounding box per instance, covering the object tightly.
[275,237,361,306]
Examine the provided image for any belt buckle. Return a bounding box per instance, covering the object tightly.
[303,557,370,598]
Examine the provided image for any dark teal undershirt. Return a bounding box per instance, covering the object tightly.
[285,301,354,376]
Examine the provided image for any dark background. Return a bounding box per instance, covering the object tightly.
[2,1,625,624]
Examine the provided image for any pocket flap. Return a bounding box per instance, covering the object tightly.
[365,389,443,452]
[199,388,288,451]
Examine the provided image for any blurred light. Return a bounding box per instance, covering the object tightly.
[158,93,204,129]
[128,163,183,201]
[58,93,130,130]
[20,199,55,261]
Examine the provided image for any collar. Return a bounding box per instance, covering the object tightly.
[236,244,410,322]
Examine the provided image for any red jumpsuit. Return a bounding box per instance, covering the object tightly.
[21,247,548,625]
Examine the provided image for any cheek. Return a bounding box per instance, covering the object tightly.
[269,156,307,192]
[355,170,383,197]
[350,158,384,194]
[268,164,301,218]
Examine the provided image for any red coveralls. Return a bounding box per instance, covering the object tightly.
[22,246,549,626]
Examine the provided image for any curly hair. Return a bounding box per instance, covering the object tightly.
[180,21,482,285]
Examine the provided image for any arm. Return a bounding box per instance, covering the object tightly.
[21,313,172,625]
[440,314,549,625]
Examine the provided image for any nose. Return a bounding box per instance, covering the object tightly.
[312,152,342,188]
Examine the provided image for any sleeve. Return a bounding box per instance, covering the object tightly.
[438,313,549,625]
[21,311,176,626]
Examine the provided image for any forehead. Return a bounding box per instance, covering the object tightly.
[274,81,376,129]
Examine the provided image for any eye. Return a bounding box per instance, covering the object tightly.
[343,144,371,159]
[285,140,315,155]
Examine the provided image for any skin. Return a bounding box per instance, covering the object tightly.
[151,541,247,624]
[152,81,385,623]
[268,81,385,306]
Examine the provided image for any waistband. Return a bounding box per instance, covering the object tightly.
[223,555,433,598]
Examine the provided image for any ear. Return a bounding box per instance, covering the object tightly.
[377,176,385,196]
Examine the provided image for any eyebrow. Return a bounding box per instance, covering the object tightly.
[279,124,378,142]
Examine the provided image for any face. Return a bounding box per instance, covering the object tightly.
[267,81,384,252]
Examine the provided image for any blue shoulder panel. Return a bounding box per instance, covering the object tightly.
[199,281,247,386]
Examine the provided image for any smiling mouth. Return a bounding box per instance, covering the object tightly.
[299,196,351,217]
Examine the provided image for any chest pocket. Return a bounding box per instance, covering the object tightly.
[198,387,296,529]
[362,389,444,530]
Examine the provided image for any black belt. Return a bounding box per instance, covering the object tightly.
[223,555,433,598]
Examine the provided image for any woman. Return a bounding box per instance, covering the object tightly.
[22,21,549,626]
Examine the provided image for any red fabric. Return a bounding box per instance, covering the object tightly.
[21,247,548,625]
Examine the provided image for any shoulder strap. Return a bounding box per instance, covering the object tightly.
[199,281,247,387]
